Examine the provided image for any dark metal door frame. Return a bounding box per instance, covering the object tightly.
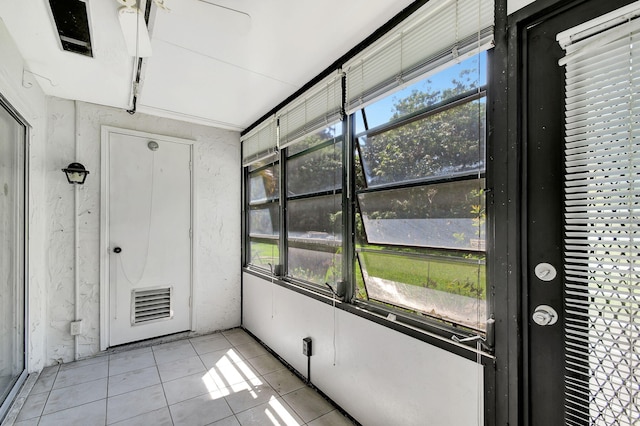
[501,0,637,424]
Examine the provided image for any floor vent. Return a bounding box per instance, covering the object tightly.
[131,287,173,325]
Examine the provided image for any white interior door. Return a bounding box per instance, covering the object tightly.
[106,129,192,346]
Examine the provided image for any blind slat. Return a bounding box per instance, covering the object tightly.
[241,116,277,166]
[560,12,640,424]
[344,0,494,114]
[277,71,343,149]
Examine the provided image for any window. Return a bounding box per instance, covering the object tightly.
[242,0,494,341]
[247,156,279,271]
[353,52,487,332]
[285,124,343,286]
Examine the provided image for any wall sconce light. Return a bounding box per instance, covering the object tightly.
[62,162,90,185]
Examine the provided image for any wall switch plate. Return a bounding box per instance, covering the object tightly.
[303,337,312,356]
[70,320,83,336]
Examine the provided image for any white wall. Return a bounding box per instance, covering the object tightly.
[243,272,484,426]
[2,16,242,369]
[0,18,48,373]
[508,0,536,14]
[44,98,242,363]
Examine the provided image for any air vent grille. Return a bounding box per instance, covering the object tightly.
[49,0,93,57]
[131,287,173,325]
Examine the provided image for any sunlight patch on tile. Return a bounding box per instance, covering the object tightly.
[268,396,303,425]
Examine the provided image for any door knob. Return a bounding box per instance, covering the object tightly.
[532,305,558,326]
[113,247,122,254]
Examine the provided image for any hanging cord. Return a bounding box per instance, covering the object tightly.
[325,282,343,366]
[269,262,275,319]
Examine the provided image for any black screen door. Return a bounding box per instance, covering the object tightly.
[522,0,636,424]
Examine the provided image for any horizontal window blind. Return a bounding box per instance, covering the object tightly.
[344,0,494,114]
[560,14,640,426]
[241,116,277,166]
[277,71,343,149]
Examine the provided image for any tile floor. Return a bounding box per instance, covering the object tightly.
[11,328,355,426]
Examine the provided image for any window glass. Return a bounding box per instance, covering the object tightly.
[287,141,342,197]
[287,124,341,156]
[286,120,343,286]
[249,165,279,203]
[287,193,342,285]
[248,238,279,271]
[358,179,485,250]
[287,194,342,242]
[354,51,487,332]
[359,99,485,187]
[248,205,279,237]
[357,250,486,331]
[355,52,487,133]
[288,246,341,286]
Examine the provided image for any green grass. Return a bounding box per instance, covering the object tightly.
[250,241,485,299]
[359,250,486,299]
[249,241,279,267]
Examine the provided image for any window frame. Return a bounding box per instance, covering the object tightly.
[240,0,495,358]
[245,158,281,273]
[350,81,488,333]
[282,129,345,292]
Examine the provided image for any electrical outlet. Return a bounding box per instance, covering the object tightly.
[70,320,83,336]
[303,337,312,356]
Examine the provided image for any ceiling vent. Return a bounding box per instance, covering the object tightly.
[48,0,93,57]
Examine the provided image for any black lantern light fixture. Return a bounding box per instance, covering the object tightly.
[62,162,90,185]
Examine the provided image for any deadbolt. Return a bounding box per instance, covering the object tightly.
[532,305,558,326]
[535,262,557,281]
[113,247,122,254]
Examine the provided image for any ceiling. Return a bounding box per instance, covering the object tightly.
[0,0,416,131]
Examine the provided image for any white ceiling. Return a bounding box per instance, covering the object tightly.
[0,0,416,131]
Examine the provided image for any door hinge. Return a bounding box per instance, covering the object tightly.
[189,161,192,171]
[189,228,192,239]
[189,297,192,307]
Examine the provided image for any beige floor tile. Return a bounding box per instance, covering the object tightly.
[39,399,106,426]
[108,366,160,396]
[169,392,233,426]
[191,335,233,355]
[30,365,59,395]
[162,371,218,405]
[157,355,206,382]
[282,387,334,423]
[43,378,107,415]
[247,353,286,376]
[233,342,268,360]
[109,350,156,376]
[53,360,108,389]
[153,340,198,364]
[106,384,166,424]
[262,369,306,396]
[235,397,304,426]
[307,409,356,426]
[208,415,241,426]
[224,383,279,414]
[111,406,173,426]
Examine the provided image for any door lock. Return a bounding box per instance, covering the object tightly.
[113,247,122,254]
[534,262,557,281]
[532,305,558,326]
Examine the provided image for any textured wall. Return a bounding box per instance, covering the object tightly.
[44,99,241,363]
[0,18,48,373]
